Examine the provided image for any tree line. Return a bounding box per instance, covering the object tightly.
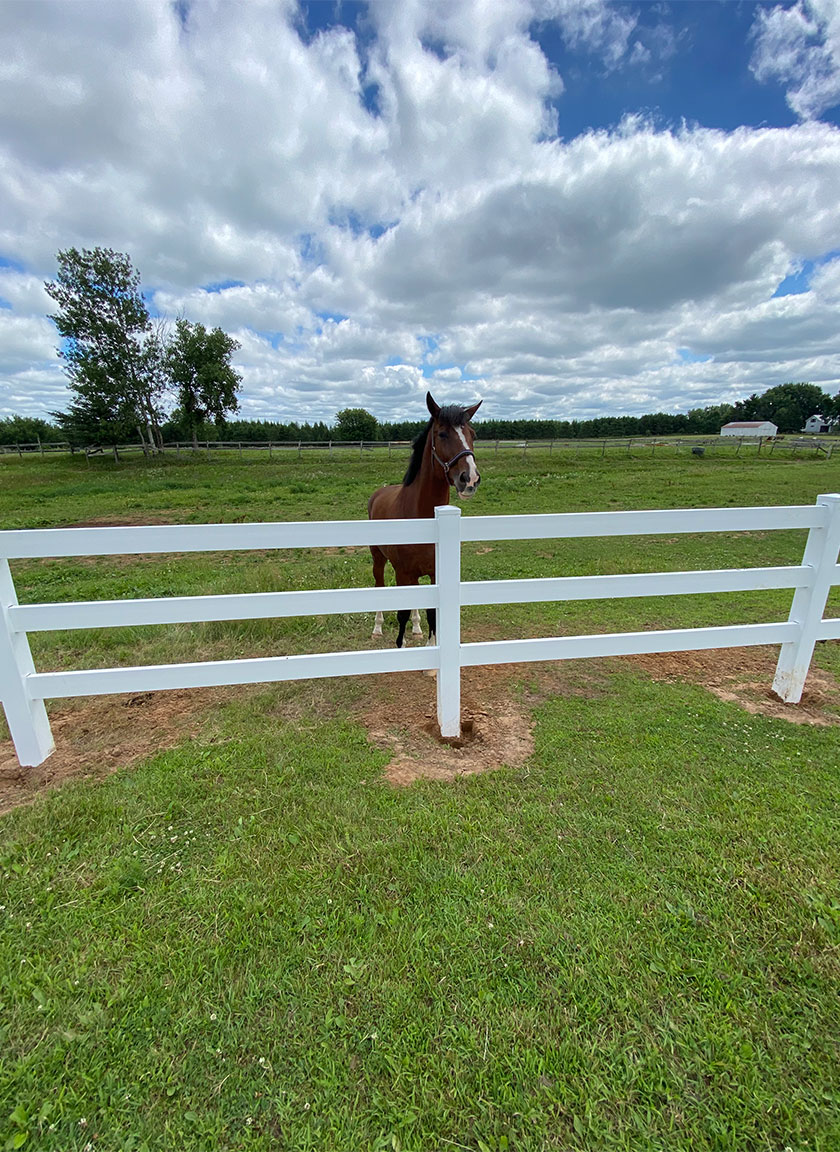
[8,382,837,449]
[3,247,838,448]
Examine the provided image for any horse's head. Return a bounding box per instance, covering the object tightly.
[426,391,482,498]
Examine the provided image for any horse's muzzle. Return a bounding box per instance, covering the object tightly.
[455,470,480,498]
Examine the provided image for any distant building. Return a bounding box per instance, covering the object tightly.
[720,420,778,437]
[804,414,830,434]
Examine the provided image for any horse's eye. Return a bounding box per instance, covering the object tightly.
[440,431,449,439]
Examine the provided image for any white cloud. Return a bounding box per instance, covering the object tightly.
[1,0,839,426]
[750,0,840,119]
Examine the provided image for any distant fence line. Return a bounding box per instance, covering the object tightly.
[1,435,837,461]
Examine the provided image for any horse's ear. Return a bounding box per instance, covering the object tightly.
[426,392,441,419]
[463,400,482,422]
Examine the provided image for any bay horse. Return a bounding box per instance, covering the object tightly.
[368,391,482,647]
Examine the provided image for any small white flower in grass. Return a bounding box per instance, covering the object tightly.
[518,939,525,946]
[487,921,494,929]
[258,1056,267,1066]
[210,1013,217,1021]
[246,1117,253,1126]
[304,1102,311,1111]
[79,1118,88,1127]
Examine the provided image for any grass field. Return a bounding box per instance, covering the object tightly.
[2,447,840,1151]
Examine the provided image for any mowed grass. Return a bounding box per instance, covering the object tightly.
[1,444,840,675]
[1,447,840,1150]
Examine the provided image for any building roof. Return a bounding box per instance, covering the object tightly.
[722,421,775,428]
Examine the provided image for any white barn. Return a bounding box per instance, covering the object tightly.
[804,414,830,433]
[720,420,778,438]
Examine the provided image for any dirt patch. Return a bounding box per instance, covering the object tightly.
[0,688,229,815]
[361,665,542,786]
[631,646,840,726]
[3,644,839,814]
[59,516,179,527]
[60,514,178,528]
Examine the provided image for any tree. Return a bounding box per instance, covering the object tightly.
[334,408,379,441]
[0,415,61,446]
[733,382,832,433]
[44,247,164,449]
[166,319,242,448]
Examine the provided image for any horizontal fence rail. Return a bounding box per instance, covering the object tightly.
[3,435,839,463]
[2,497,840,767]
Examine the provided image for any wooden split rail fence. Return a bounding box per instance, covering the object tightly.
[2,436,838,461]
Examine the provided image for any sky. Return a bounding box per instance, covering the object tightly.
[1,0,840,426]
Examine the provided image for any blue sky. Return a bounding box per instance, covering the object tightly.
[1,0,839,423]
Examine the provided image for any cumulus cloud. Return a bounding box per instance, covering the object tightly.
[750,0,840,119]
[1,0,839,425]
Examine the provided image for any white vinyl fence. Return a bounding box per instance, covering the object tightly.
[2,496,840,768]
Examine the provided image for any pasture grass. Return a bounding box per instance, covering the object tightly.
[2,672,840,1150]
[2,448,840,1149]
[1,446,839,679]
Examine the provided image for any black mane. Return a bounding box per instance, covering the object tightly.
[402,405,472,487]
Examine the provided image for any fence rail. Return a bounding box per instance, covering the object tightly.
[2,496,840,768]
[2,435,839,461]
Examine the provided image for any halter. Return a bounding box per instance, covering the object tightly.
[431,426,476,482]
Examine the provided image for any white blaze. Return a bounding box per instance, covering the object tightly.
[455,427,479,487]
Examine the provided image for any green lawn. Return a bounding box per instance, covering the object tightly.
[2,448,840,1151]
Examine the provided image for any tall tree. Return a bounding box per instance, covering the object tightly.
[166,319,242,448]
[334,408,379,441]
[44,247,167,450]
[733,382,832,433]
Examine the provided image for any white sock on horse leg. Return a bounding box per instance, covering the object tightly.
[372,611,384,637]
[411,608,422,636]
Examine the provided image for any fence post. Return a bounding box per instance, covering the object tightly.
[773,493,840,703]
[434,505,462,738]
[0,560,54,766]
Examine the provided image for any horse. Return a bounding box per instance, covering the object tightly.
[368,391,482,647]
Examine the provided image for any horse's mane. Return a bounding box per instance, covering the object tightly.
[403,405,472,486]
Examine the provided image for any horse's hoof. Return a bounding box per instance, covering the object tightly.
[372,629,383,638]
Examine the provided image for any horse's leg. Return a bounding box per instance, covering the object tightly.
[423,606,438,676]
[370,546,386,638]
[396,609,411,648]
[426,607,436,646]
[411,609,422,636]
[395,571,419,648]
